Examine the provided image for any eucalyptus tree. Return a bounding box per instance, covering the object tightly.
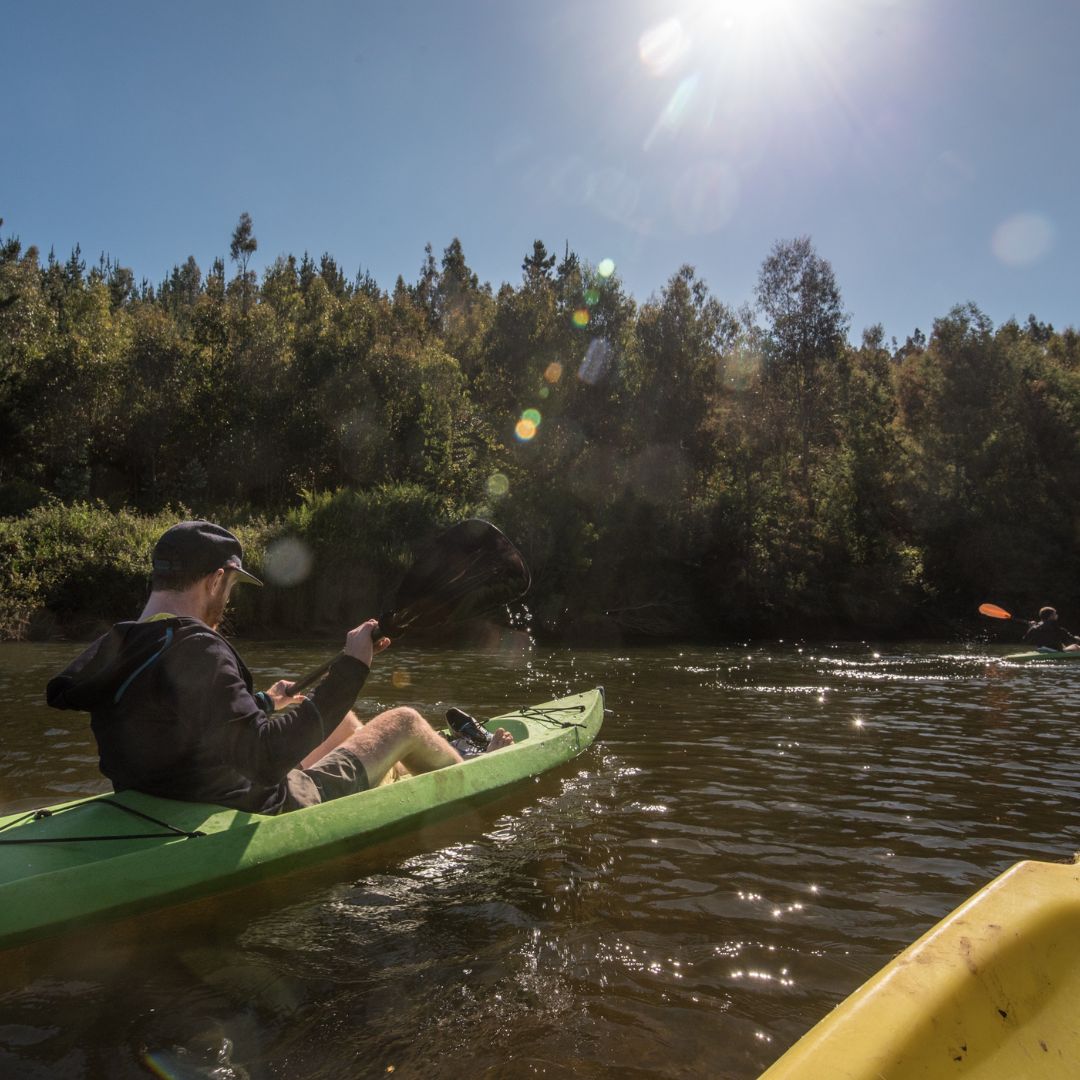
[0,238,54,511]
[229,211,258,313]
[229,212,257,281]
[755,236,849,515]
[893,304,1026,606]
[120,303,207,507]
[434,237,492,370]
[630,264,737,483]
[21,247,130,503]
[895,305,1080,611]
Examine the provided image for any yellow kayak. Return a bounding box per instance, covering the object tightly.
[758,859,1080,1079]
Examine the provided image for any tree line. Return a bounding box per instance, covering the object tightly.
[2,214,1079,643]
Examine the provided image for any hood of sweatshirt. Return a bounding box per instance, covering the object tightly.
[46,617,215,711]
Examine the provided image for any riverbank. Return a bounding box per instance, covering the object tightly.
[0,496,1007,647]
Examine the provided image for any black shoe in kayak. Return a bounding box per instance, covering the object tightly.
[446,707,493,750]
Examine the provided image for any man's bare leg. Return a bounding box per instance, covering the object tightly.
[339,706,514,787]
[339,706,460,786]
[387,724,512,770]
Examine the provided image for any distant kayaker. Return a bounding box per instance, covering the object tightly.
[46,520,512,814]
[1023,606,1080,652]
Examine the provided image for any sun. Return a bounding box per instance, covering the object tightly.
[701,0,808,37]
[640,0,850,82]
[694,0,846,66]
[639,0,861,152]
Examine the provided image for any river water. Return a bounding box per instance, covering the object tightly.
[1,637,1078,1079]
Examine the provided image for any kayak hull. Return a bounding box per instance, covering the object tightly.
[758,858,1080,1079]
[1003,649,1080,663]
[0,688,604,950]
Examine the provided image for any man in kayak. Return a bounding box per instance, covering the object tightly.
[1023,606,1080,652]
[46,520,512,814]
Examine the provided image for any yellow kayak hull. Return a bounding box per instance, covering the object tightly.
[759,859,1080,1079]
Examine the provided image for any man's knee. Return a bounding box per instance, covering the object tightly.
[373,705,427,735]
[340,706,426,756]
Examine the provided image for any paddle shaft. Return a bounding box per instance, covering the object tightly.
[288,629,387,696]
[288,653,340,695]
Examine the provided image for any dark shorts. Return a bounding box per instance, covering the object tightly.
[283,744,371,810]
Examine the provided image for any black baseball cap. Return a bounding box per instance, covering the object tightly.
[152,520,263,586]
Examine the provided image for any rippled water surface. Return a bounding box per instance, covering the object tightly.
[2,638,1079,1078]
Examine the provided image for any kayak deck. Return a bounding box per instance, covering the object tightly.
[758,858,1080,1079]
[1002,649,1080,663]
[0,688,604,950]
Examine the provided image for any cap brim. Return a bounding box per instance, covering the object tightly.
[232,567,264,587]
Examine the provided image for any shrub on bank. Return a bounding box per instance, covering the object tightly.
[0,501,176,638]
[0,501,277,640]
[0,486,456,641]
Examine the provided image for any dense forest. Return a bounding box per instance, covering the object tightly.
[2,214,1079,644]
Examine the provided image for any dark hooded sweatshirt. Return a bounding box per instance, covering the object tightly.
[46,617,369,814]
[1023,619,1080,651]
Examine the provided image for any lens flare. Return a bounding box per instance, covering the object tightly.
[597,258,616,278]
[580,338,614,384]
[992,212,1054,267]
[262,536,314,587]
[639,18,688,77]
[572,308,590,327]
[391,670,412,689]
[544,361,563,383]
[522,408,542,426]
[515,418,538,441]
[644,73,702,151]
[486,472,510,496]
[584,287,600,306]
[142,1053,177,1080]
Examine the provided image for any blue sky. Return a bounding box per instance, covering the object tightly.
[5,0,1077,344]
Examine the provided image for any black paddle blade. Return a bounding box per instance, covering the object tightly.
[286,520,530,694]
[378,519,530,637]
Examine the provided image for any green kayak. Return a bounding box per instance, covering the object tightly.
[1002,649,1080,663]
[0,688,604,951]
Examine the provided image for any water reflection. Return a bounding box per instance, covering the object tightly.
[2,642,1079,1077]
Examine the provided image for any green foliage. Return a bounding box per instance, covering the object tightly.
[285,484,445,563]
[0,501,180,638]
[2,220,1080,642]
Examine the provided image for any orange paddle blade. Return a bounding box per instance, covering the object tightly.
[979,603,1013,620]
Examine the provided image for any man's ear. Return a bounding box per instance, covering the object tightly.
[205,568,228,596]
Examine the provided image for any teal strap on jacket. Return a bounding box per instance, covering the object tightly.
[113,628,173,703]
